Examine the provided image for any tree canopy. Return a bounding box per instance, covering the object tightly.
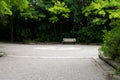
[48,1,70,23]
[82,0,120,25]
[0,0,29,15]
[0,0,119,43]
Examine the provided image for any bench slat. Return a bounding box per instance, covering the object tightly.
[62,38,76,43]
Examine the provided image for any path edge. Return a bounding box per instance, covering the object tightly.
[99,55,120,80]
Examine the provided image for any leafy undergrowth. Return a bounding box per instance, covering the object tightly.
[0,52,5,57]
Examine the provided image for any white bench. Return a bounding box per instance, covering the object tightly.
[62,38,76,44]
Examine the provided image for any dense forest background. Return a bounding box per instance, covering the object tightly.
[0,0,120,43]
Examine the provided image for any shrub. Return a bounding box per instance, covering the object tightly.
[76,26,103,43]
[99,27,120,62]
[0,52,5,57]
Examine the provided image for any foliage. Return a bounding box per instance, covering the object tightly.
[82,0,120,25]
[76,26,103,43]
[99,26,120,61]
[21,7,46,20]
[48,1,70,23]
[0,52,5,57]
[0,0,12,15]
[114,66,120,75]
[21,0,46,20]
[0,0,105,43]
[110,19,120,28]
[0,0,29,15]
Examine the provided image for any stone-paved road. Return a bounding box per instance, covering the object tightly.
[0,43,111,80]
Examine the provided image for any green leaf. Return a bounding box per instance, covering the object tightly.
[48,1,70,23]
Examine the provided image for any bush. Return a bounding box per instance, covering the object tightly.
[99,27,120,62]
[76,26,103,43]
[0,52,5,57]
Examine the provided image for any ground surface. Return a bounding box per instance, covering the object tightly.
[0,43,113,80]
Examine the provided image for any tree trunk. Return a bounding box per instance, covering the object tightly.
[10,16,14,42]
[54,24,57,40]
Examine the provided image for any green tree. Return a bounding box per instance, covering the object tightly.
[47,0,70,39]
[21,0,46,20]
[48,1,70,23]
[0,0,29,42]
[0,0,12,15]
[0,0,28,15]
[82,0,120,27]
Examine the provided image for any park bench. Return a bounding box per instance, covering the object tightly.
[62,38,76,44]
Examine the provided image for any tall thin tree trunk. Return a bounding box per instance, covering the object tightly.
[54,24,57,39]
[10,16,14,42]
